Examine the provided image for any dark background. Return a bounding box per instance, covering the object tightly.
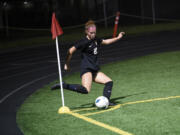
[0,0,180,39]
[0,1,180,135]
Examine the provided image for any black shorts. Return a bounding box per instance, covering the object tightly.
[80,68,99,78]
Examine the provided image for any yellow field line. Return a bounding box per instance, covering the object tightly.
[68,111,133,135]
[72,107,97,113]
[64,95,180,135]
[82,105,121,116]
[122,95,180,106]
[73,95,180,116]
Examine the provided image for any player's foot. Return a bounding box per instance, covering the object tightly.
[51,82,68,90]
[109,102,116,106]
[51,83,60,90]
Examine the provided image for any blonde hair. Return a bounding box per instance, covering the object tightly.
[85,20,96,31]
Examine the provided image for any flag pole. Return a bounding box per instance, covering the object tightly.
[55,36,65,106]
[51,12,70,113]
[55,37,70,114]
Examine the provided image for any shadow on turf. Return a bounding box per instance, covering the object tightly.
[71,92,146,110]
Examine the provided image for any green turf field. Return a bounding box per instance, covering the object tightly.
[17,51,180,135]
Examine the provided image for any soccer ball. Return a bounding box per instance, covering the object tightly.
[95,96,109,109]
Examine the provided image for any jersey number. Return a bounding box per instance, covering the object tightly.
[94,47,97,55]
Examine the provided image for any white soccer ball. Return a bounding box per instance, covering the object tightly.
[95,96,109,109]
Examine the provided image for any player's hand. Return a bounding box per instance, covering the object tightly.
[64,64,70,71]
[117,32,125,39]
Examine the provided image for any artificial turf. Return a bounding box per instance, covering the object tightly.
[17,51,180,135]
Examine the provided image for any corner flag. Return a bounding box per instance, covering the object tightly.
[51,12,63,40]
[51,13,70,113]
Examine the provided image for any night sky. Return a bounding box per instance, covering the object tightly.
[1,0,180,28]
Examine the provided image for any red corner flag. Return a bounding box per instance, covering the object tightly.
[51,12,63,40]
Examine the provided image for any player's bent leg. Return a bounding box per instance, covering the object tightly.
[66,84,88,94]
[51,72,93,94]
[51,72,92,94]
[51,82,88,94]
[103,81,113,100]
[51,82,67,90]
[94,72,116,106]
[81,72,93,93]
[93,72,112,84]
[103,81,116,106]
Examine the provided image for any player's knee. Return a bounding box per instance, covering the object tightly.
[105,78,112,83]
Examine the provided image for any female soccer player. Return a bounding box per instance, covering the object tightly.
[51,20,125,106]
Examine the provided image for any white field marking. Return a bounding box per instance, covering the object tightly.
[0,73,57,104]
[10,54,55,63]
[0,58,79,75]
[0,66,21,73]
[11,62,48,66]
[0,53,56,71]
[0,60,58,73]
[0,65,57,81]
[48,60,59,63]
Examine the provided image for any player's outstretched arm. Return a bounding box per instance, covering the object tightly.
[102,32,125,45]
[64,46,76,71]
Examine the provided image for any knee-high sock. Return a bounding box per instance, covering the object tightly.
[52,83,88,94]
[103,81,113,100]
[66,84,88,94]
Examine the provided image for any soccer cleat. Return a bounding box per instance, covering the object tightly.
[51,82,68,90]
[51,83,60,90]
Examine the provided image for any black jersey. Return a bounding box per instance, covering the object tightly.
[74,37,102,71]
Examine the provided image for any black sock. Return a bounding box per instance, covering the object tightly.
[103,81,113,100]
[52,83,88,94]
[66,84,88,94]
